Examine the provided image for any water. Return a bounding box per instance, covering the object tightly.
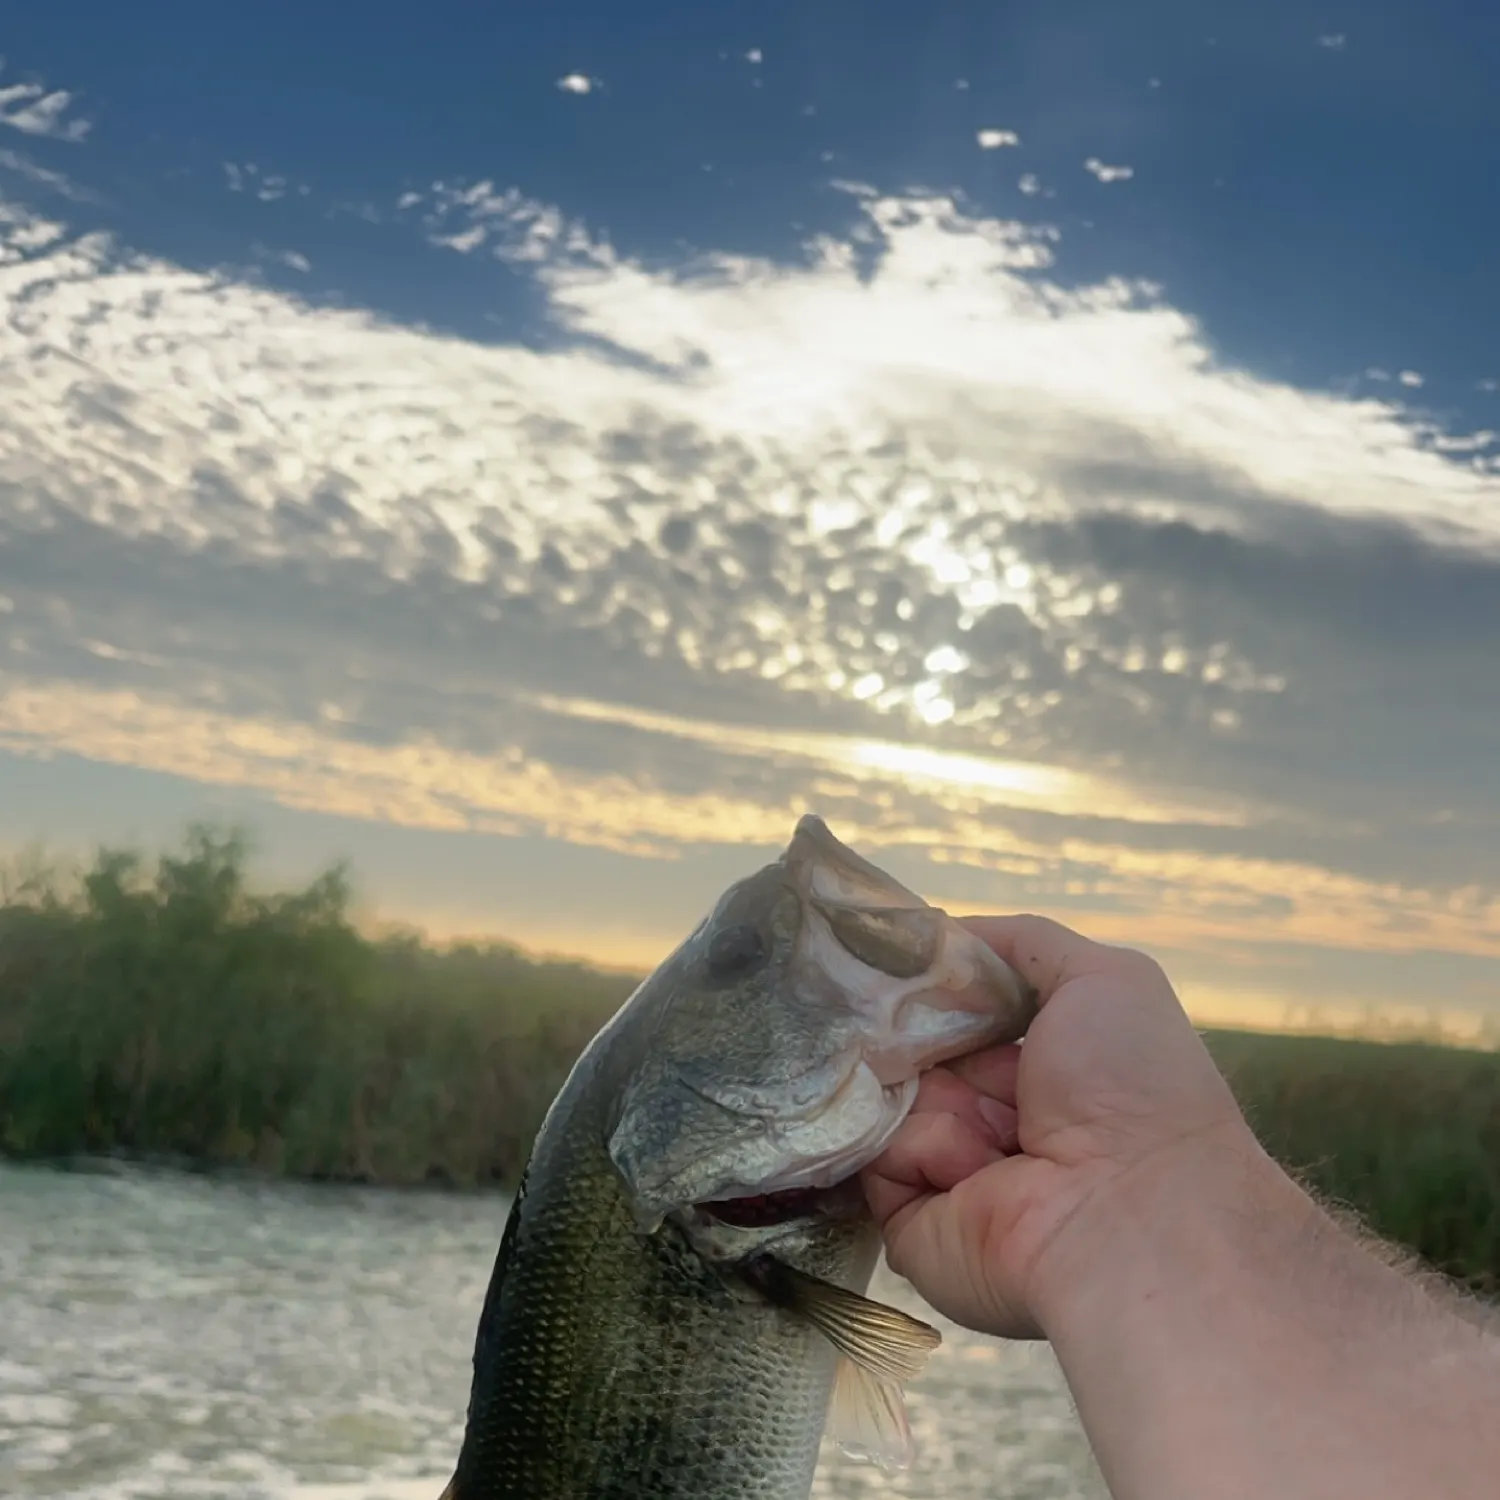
[0,1162,1105,1500]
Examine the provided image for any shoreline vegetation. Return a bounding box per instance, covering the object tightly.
[2,828,1496,1294]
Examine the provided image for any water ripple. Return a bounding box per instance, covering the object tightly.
[0,1162,1103,1500]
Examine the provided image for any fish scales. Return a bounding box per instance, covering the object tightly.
[447,1062,862,1497]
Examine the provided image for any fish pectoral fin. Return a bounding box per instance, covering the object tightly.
[827,1356,917,1472]
[744,1256,942,1382]
[741,1256,935,1470]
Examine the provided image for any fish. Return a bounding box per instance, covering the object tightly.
[439,813,1037,1500]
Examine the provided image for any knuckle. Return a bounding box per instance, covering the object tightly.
[1100,942,1168,986]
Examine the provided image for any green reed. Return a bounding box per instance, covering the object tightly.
[1206,1028,1500,1294]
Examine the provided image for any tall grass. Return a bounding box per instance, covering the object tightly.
[1206,1029,1500,1295]
[0,828,634,1186]
[0,828,1495,1288]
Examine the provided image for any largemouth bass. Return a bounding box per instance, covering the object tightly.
[440,814,1036,1500]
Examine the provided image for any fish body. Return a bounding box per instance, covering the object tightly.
[442,816,1035,1500]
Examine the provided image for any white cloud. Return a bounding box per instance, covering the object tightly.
[414,178,610,268]
[745,48,763,64]
[1084,157,1134,183]
[0,147,94,202]
[977,129,1020,150]
[0,202,65,258]
[3,178,1494,593]
[1,172,1498,973]
[430,224,487,254]
[1398,369,1424,388]
[1316,34,1348,50]
[1018,173,1042,196]
[556,74,596,95]
[0,77,90,144]
[223,162,293,201]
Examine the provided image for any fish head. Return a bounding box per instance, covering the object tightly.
[607,814,1037,1236]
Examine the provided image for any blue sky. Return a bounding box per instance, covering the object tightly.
[1,2,1497,1036]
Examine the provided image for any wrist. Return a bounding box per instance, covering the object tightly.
[1024,1127,1500,1500]
[1023,1120,1286,1340]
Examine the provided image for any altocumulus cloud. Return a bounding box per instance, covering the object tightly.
[1,154,1498,1004]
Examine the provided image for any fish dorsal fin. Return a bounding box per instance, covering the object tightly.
[745,1256,942,1382]
[827,1356,917,1471]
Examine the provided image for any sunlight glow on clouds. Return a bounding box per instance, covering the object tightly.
[0,151,1498,998]
[2,679,1494,966]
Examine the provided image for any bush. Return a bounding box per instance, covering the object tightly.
[0,827,634,1186]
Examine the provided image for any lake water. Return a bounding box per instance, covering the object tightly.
[0,1162,1105,1500]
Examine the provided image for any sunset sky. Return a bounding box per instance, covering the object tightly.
[1,2,1497,1038]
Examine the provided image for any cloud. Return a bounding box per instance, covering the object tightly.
[0,147,95,202]
[977,129,1020,150]
[0,169,1497,989]
[556,74,597,95]
[0,64,90,143]
[249,243,311,274]
[223,162,299,201]
[409,179,587,263]
[1084,158,1134,183]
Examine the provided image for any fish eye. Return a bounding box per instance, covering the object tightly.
[705,921,767,978]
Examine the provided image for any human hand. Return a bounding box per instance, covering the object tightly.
[861,914,1262,1340]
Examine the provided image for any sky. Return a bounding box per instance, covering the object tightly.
[1,1,1498,1038]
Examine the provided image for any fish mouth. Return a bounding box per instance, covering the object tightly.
[695,1186,835,1228]
[672,1178,871,1277]
[691,1172,873,1237]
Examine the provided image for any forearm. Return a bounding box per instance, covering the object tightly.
[1038,1132,1500,1500]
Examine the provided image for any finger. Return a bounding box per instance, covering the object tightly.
[906,1063,1020,1154]
[860,1161,921,1232]
[862,1108,1007,1203]
[960,913,1116,1001]
[946,1043,1021,1107]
